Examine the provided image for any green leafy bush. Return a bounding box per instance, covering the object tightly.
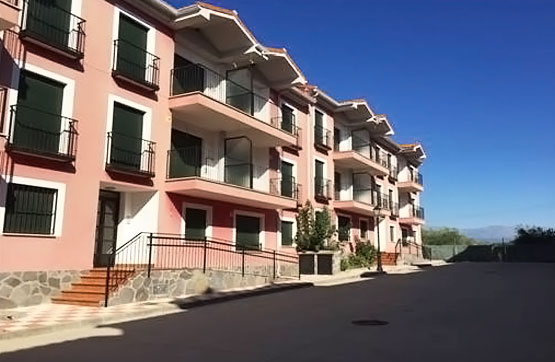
[295,201,334,251]
[422,227,477,246]
[341,242,377,270]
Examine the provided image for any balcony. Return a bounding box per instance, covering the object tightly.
[399,206,425,225]
[112,39,160,91]
[19,0,85,59]
[7,105,78,161]
[169,64,298,148]
[166,148,298,210]
[333,137,389,176]
[334,188,392,216]
[398,172,424,192]
[105,132,156,178]
[314,125,332,151]
[0,0,19,30]
[314,178,333,202]
[388,164,398,180]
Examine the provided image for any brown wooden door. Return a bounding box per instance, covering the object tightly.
[94,191,120,267]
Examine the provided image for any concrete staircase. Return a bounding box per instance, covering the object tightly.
[51,268,135,307]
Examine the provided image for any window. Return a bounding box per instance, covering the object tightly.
[22,0,86,57]
[3,183,58,235]
[390,226,395,243]
[236,215,260,250]
[281,105,295,133]
[116,14,149,82]
[169,130,202,178]
[334,172,341,200]
[314,110,325,145]
[337,215,351,242]
[281,161,295,198]
[184,208,207,241]
[360,220,368,239]
[109,102,145,172]
[13,71,65,156]
[314,160,325,197]
[334,127,340,150]
[281,221,294,246]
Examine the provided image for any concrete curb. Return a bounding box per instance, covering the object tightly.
[0,281,312,341]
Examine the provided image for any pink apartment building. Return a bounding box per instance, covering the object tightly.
[0,0,425,308]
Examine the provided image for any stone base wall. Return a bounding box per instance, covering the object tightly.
[0,270,84,309]
[106,268,272,307]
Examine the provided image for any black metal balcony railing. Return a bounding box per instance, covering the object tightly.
[270,177,300,201]
[314,125,332,149]
[167,147,292,198]
[106,132,155,177]
[0,87,7,132]
[391,201,400,216]
[314,178,332,200]
[389,165,398,179]
[112,39,160,90]
[20,0,86,58]
[410,206,425,220]
[170,64,299,143]
[375,192,391,210]
[7,105,78,161]
[271,115,302,143]
[350,135,389,168]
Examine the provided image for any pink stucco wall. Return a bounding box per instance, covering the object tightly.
[0,0,175,272]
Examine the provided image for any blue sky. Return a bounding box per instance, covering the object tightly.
[167,0,555,229]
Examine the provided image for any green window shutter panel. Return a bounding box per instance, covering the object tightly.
[281,161,294,198]
[281,105,294,133]
[111,102,144,171]
[172,55,204,95]
[185,208,207,240]
[15,70,64,154]
[26,0,71,49]
[169,130,202,178]
[281,221,293,246]
[314,110,323,142]
[117,14,148,82]
[4,183,57,234]
[236,215,260,250]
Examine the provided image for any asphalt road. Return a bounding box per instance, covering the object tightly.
[2,263,555,362]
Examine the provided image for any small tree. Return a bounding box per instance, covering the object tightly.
[312,207,334,251]
[295,202,334,251]
[295,201,314,251]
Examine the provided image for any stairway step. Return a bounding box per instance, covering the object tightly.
[53,293,105,303]
[61,288,106,296]
[51,298,101,307]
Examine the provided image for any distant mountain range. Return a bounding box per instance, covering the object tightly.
[459,226,516,244]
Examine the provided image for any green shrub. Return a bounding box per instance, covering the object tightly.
[342,243,377,270]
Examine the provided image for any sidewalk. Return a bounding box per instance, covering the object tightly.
[301,262,444,286]
[0,280,311,341]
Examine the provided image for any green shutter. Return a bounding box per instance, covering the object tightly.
[117,14,148,82]
[281,105,294,133]
[281,161,294,197]
[169,130,202,178]
[315,160,324,195]
[281,221,293,246]
[314,110,323,143]
[111,103,144,171]
[185,208,207,240]
[4,183,57,235]
[26,0,71,49]
[15,71,64,154]
[236,215,260,250]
